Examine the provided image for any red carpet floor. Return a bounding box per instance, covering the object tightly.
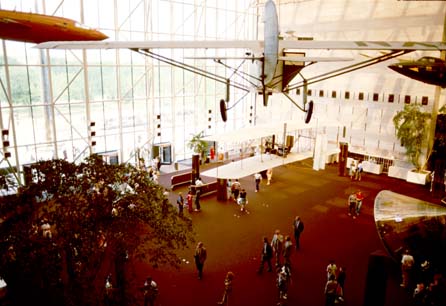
[128,160,437,306]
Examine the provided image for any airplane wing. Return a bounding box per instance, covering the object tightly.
[36,40,264,51]
[36,39,446,52]
[201,119,342,143]
[200,118,342,179]
[278,40,446,51]
[278,56,353,62]
[200,146,340,179]
[200,151,314,179]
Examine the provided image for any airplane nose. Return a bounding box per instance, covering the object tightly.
[96,31,108,41]
[388,64,403,73]
[91,30,108,41]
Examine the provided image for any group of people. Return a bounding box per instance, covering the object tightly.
[324,260,347,306]
[227,179,248,212]
[192,241,235,306]
[175,177,205,216]
[256,216,304,304]
[137,157,161,184]
[349,160,363,181]
[347,190,365,219]
[399,249,446,306]
[254,169,273,192]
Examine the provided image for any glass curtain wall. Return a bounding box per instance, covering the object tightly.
[0,0,258,185]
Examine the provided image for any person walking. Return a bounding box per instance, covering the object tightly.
[400,249,415,288]
[254,172,262,192]
[266,168,273,185]
[258,236,273,274]
[277,264,291,302]
[293,216,304,250]
[271,229,284,267]
[194,242,207,280]
[238,188,248,212]
[142,276,158,306]
[217,271,235,305]
[176,192,184,216]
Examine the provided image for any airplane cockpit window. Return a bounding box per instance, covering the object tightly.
[420,57,439,64]
[74,22,91,30]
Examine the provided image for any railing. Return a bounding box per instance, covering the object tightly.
[189,181,218,197]
[170,172,192,190]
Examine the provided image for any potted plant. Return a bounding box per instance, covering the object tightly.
[392,104,432,184]
[187,131,209,163]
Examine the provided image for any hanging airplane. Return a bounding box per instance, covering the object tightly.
[14,0,446,120]
[0,9,108,43]
[388,56,446,88]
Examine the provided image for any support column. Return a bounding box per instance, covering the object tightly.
[339,142,348,176]
[216,178,227,201]
[191,154,200,184]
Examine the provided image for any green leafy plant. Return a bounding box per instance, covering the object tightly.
[393,104,432,172]
[187,131,208,158]
[0,155,194,306]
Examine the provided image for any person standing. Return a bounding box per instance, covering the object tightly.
[195,177,204,186]
[176,192,184,216]
[227,179,233,200]
[326,260,337,281]
[293,216,304,250]
[324,274,338,306]
[156,156,162,173]
[271,229,284,267]
[401,249,415,288]
[355,190,365,216]
[231,179,241,202]
[195,189,201,211]
[258,236,273,274]
[266,168,273,185]
[348,192,357,219]
[104,274,114,306]
[283,236,293,268]
[142,276,158,306]
[217,271,235,305]
[210,146,215,160]
[337,266,346,302]
[152,157,159,172]
[254,172,262,192]
[186,190,193,213]
[349,160,356,180]
[356,161,363,181]
[194,242,207,280]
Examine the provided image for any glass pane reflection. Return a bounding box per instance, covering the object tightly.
[374,190,446,273]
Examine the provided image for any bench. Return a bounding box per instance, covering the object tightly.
[170,172,192,190]
[190,181,218,197]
